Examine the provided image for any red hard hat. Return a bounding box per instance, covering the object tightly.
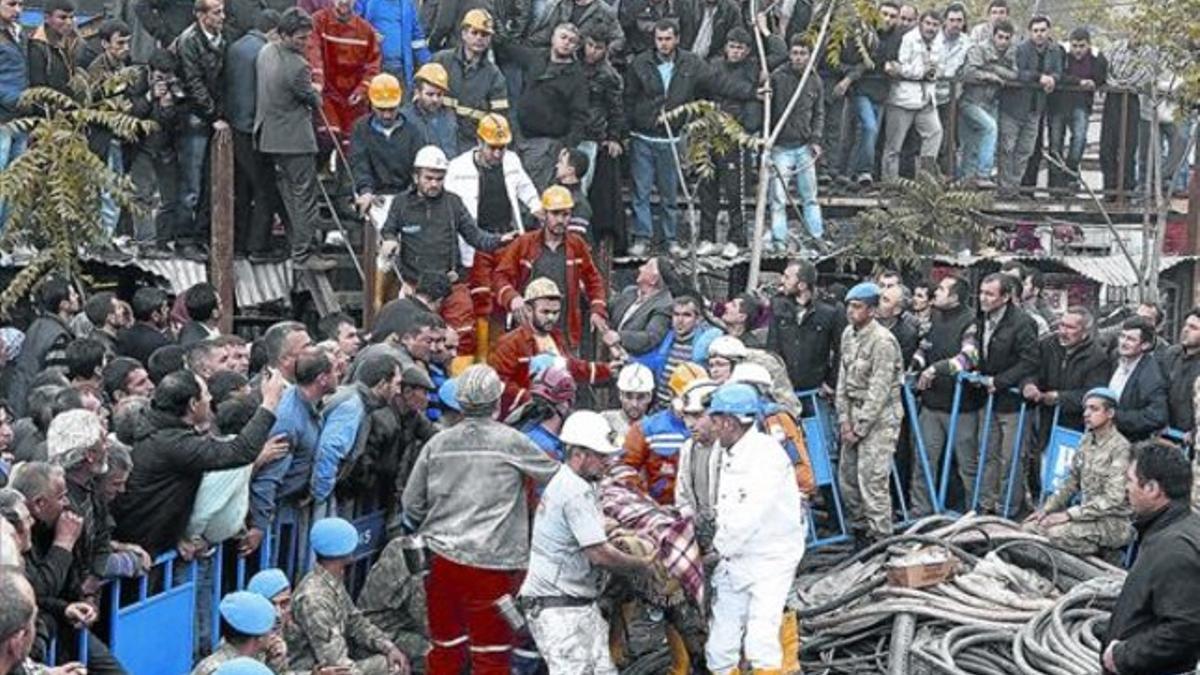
[531,365,576,405]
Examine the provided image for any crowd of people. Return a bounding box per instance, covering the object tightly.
[1,247,1200,674]
[1,0,1200,672]
[0,0,1188,268]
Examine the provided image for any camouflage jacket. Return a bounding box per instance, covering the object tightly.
[289,565,393,670]
[835,319,903,437]
[1044,425,1133,522]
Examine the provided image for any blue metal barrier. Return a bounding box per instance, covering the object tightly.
[797,389,850,546]
[109,553,199,675]
[1037,407,1084,504]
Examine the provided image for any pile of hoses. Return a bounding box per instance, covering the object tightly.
[794,514,1125,674]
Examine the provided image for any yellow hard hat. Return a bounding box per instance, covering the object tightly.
[368,74,403,109]
[523,277,562,302]
[461,8,495,33]
[668,362,708,398]
[540,185,574,212]
[476,113,512,146]
[413,63,450,91]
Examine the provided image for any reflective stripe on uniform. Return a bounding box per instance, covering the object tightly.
[432,635,469,648]
[468,644,513,653]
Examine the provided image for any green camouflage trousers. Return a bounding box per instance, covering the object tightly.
[838,425,899,537]
[1026,517,1132,556]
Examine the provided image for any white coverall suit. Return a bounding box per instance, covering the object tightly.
[706,427,806,672]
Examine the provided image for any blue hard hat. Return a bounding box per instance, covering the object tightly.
[845,282,881,305]
[439,377,462,413]
[1084,387,1119,405]
[218,591,277,637]
[707,383,761,418]
[246,568,290,600]
[529,353,563,377]
[310,518,359,558]
[214,657,274,675]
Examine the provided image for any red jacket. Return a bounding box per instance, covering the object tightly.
[488,324,612,416]
[308,10,381,134]
[492,230,608,351]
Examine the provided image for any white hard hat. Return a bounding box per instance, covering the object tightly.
[560,410,619,455]
[730,362,772,388]
[680,378,719,414]
[707,335,748,361]
[413,145,449,171]
[616,363,654,394]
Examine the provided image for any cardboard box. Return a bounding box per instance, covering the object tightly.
[885,547,956,589]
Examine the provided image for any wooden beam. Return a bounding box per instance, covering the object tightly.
[363,220,377,330]
[210,125,235,335]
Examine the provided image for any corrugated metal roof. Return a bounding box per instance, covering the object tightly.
[930,253,1196,287]
[87,256,296,307]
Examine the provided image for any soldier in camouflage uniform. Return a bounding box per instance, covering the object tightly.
[1024,388,1134,556]
[192,592,291,675]
[835,283,904,544]
[357,536,430,669]
[289,518,409,675]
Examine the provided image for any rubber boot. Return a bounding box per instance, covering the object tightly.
[779,611,801,674]
[665,625,691,675]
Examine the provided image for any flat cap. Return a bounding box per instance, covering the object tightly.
[402,365,435,390]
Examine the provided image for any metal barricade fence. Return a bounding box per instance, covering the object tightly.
[51,498,391,673]
[800,372,1093,548]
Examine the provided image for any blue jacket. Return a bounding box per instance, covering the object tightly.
[401,102,457,158]
[632,324,722,384]
[0,29,27,123]
[310,385,370,503]
[356,0,430,86]
[248,386,322,531]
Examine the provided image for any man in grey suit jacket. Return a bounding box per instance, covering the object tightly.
[602,256,674,357]
[254,8,331,268]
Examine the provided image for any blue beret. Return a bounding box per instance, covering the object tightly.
[219,591,277,636]
[214,657,274,675]
[439,377,462,413]
[246,568,290,600]
[845,282,881,304]
[310,518,359,558]
[1085,387,1119,405]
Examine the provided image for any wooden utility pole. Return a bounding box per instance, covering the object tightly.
[210,125,235,334]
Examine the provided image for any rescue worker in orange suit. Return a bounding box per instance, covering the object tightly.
[308,0,382,149]
[488,277,618,417]
[444,113,542,361]
[494,185,611,354]
[620,362,708,505]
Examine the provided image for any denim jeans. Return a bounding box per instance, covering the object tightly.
[178,113,211,241]
[630,135,680,243]
[100,140,125,237]
[957,100,998,180]
[848,95,883,177]
[770,145,823,242]
[1048,105,1089,186]
[0,125,27,233]
[577,140,598,193]
[998,110,1042,189]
